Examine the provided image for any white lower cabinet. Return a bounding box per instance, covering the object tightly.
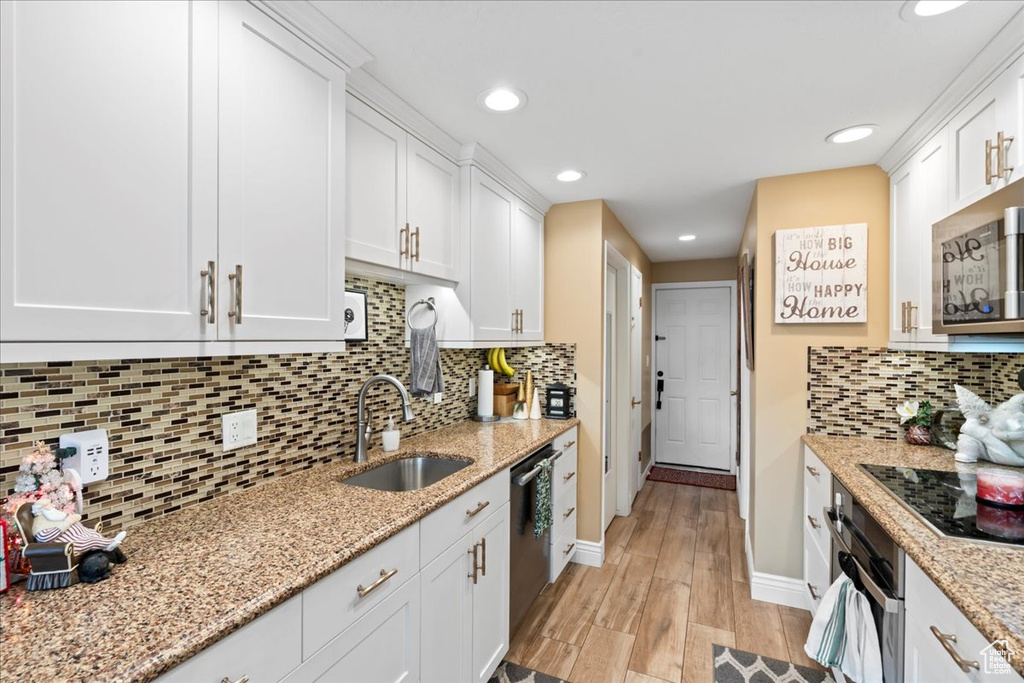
[549,428,579,582]
[158,596,303,683]
[905,556,1022,683]
[421,501,511,683]
[802,446,833,614]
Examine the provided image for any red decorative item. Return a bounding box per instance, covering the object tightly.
[976,466,1024,508]
[0,519,9,593]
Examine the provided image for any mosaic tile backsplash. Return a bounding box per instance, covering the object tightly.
[0,277,576,531]
[808,347,1022,440]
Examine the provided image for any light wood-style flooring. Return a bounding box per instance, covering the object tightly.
[506,481,821,683]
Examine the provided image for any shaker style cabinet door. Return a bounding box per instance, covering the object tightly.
[407,136,461,281]
[469,168,516,341]
[471,502,510,683]
[889,163,918,345]
[948,80,1001,213]
[420,529,474,683]
[512,200,545,343]
[0,0,218,342]
[218,0,347,341]
[346,94,408,271]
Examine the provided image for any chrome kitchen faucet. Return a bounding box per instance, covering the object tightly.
[355,375,415,463]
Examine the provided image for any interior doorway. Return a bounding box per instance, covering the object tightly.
[603,242,640,533]
[652,281,737,472]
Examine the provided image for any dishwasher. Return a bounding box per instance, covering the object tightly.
[509,442,558,637]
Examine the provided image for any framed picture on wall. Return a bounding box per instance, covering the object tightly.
[740,253,754,370]
[344,289,368,342]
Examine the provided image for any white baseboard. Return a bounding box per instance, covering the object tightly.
[745,526,809,611]
[571,539,603,568]
[642,459,653,480]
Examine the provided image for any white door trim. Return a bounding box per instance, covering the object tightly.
[651,280,738,475]
[603,242,635,537]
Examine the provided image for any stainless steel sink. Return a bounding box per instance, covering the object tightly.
[341,456,471,492]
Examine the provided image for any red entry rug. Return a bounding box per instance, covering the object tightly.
[647,465,736,491]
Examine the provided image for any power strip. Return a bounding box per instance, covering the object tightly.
[59,428,109,485]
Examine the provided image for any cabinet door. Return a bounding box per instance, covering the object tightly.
[512,201,545,343]
[421,532,474,683]
[346,95,407,270]
[914,136,949,345]
[470,169,515,341]
[408,137,460,281]
[948,82,1001,213]
[471,502,510,683]
[890,162,918,345]
[284,576,420,683]
[996,55,1023,187]
[218,1,346,341]
[0,0,217,342]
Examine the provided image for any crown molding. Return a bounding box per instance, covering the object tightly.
[459,142,552,213]
[253,0,373,73]
[346,69,463,161]
[878,8,1024,174]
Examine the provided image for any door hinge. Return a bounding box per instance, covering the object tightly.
[638,451,642,461]
[639,297,642,308]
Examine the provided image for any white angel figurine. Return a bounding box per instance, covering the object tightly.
[954,385,1024,466]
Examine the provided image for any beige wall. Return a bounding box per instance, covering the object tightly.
[545,200,653,545]
[743,165,889,578]
[652,258,737,284]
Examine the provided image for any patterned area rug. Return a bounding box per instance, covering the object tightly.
[648,465,736,490]
[488,661,567,683]
[713,645,835,683]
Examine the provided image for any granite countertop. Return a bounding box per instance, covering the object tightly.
[802,434,1024,676]
[0,417,579,683]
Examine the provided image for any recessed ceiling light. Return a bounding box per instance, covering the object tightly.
[477,87,527,113]
[678,234,697,242]
[555,170,585,182]
[826,125,878,144]
[900,0,968,20]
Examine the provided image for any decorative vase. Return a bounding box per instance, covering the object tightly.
[906,424,931,446]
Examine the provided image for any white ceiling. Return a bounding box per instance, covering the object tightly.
[313,0,1023,261]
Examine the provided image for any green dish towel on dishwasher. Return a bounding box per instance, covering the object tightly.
[534,459,554,538]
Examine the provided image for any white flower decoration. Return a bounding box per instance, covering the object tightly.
[896,401,920,424]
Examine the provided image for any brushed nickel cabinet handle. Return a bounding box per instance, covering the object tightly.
[466,501,490,518]
[805,465,820,477]
[986,138,997,185]
[807,582,820,600]
[563,542,575,556]
[631,397,641,408]
[997,131,1014,179]
[480,536,487,577]
[400,223,410,262]
[900,301,909,334]
[468,543,480,584]
[412,226,421,262]
[227,265,242,323]
[219,677,249,683]
[930,626,980,672]
[907,302,918,332]
[200,260,215,324]
[564,440,576,449]
[563,471,576,483]
[356,567,398,598]
[563,506,576,519]
[807,515,821,530]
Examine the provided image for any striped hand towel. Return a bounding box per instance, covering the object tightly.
[805,574,883,683]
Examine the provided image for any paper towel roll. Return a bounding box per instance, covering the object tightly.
[477,368,494,417]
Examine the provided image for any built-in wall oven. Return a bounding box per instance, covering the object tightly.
[932,178,1024,335]
[826,478,906,682]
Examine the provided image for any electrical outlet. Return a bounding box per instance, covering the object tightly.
[59,429,109,485]
[469,377,477,398]
[222,409,257,451]
[432,392,443,404]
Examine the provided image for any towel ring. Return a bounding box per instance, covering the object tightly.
[407,297,437,330]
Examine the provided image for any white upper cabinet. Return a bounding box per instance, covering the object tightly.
[470,168,517,341]
[345,94,461,283]
[513,200,545,343]
[0,0,218,342]
[997,54,1023,187]
[218,0,347,341]
[890,163,918,346]
[346,96,407,271]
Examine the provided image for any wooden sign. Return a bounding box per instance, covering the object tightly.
[774,223,867,324]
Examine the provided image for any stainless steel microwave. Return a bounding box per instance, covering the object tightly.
[932,178,1024,335]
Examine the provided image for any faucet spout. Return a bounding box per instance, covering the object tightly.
[355,375,415,463]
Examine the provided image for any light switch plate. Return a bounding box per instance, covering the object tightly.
[222,409,257,451]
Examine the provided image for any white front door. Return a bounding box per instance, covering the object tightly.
[604,265,618,530]
[655,287,733,470]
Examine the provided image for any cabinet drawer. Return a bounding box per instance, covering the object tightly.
[553,427,578,453]
[906,557,1021,681]
[803,537,830,616]
[549,526,577,583]
[803,497,829,561]
[421,469,509,567]
[548,482,577,548]
[553,447,578,501]
[285,574,420,683]
[158,596,302,683]
[302,522,419,659]
[803,446,832,516]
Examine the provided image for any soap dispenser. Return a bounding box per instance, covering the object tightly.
[382,414,400,452]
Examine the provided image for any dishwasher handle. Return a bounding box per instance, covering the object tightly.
[824,507,900,614]
[513,450,563,486]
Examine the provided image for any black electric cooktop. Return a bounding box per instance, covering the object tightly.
[860,464,1024,548]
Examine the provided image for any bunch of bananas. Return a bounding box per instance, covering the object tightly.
[487,347,515,377]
